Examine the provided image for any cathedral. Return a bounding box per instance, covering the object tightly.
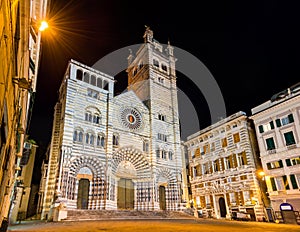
[40,27,187,219]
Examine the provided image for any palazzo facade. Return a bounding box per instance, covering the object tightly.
[40,28,186,219]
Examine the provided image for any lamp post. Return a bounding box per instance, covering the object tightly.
[257,170,271,222]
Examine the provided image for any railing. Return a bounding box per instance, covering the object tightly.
[287,144,297,150]
[267,149,276,154]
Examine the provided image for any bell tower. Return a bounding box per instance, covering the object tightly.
[127,26,183,209]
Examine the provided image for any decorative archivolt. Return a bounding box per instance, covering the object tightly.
[69,155,105,178]
[111,146,151,179]
[156,167,177,185]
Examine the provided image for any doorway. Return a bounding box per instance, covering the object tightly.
[77,178,90,209]
[218,197,227,217]
[117,178,134,209]
[159,186,166,210]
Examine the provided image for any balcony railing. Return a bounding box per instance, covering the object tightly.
[267,149,276,154]
[287,144,297,150]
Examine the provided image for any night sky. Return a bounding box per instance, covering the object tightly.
[28,0,300,162]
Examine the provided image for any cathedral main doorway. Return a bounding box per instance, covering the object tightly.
[117,178,134,209]
[77,178,90,209]
[159,186,166,210]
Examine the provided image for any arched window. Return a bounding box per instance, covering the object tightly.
[97,134,105,147]
[83,72,90,83]
[143,140,149,152]
[101,136,105,147]
[168,151,173,160]
[85,133,89,144]
[76,69,83,81]
[153,59,159,68]
[161,63,168,72]
[97,78,102,88]
[90,134,94,145]
[78,132,83,142]
[93,114,101,124]
[113,134,119,146]
[91,75,96,86]
[73,131,77,141]
[103,80,109,91]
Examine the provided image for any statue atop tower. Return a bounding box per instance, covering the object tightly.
[143,25,153,43]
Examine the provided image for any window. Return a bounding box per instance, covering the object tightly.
[83,72,90,83]
[85,134,89,144]
[158,114,166,121]
[290,174,298,189]
[97,134,105,147]
[281,114,294,126]
[194,148,200,158]
[93,114,101,124]
[157,133,167,142]
[153,59,159,67]
[76,69,83,81]
[221,138,227,148]
[73,130,83,143]
[225,157,232,169]
[143,140,149,152]
[90,135,94,145]
[162,150,167,159]
[284,131,296,146]
[237,152,247,166]
[156,149,160,158]
[87,88,99,99]
[270,177,277,191]
[240,175,247,180]
[113,134,119,146]
[286,156,300,166]
[233,133,240,143]
[267,160,283,169]
[266,137,276,150]
[158,77,164,84]
[161,64,167,72]
[283,175,290,190]
[168,151,173,160]
[259,121,275,133]
[210,142,215,152]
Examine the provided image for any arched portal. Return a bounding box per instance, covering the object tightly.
[219,197,227,218]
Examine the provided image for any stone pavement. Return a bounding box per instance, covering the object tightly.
[7,218,300,232]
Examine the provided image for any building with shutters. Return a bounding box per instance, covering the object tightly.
[250,82,300,223]
[39,27,187,220]
[0,0,48,226]
[185,111,267,221]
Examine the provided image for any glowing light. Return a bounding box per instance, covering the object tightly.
[258,171,265,177]
[39,21,49,31]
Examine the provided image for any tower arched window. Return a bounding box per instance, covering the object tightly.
[91,75,96,86]
[113,134,119,146]
[103,80,109,91]
[153,59,159,68]
[83,72,90,83]
[90,134,94,145]
[76,69,83,81]
[85,133,90,144]
[97,78,102,88]
[168,151,173,160]
[73,131,77,141]
[161,63,168,72]
[143,140,149,152]
[96,133,105,147]
[74,130,83,143]
[78,132,83,142]
[93,114,101,124]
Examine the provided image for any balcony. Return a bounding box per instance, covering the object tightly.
[267,149,276,155]
[287,144,297,150]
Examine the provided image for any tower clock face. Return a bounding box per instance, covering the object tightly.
[120,107,143,130]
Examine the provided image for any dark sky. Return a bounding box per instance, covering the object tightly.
[28,0,300,152]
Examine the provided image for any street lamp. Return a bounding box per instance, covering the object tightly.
[39,20,49,31]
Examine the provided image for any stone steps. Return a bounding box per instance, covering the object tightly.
[65,209,195,221]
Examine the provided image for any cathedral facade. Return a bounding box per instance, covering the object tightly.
[40,28,186,219]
